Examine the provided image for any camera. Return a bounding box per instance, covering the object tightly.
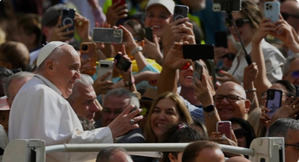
[93,28,123,43]
[213,0,241,12]
[61,8,75,37]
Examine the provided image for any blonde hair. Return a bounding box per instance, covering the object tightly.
[144,92,193,142]
[0,27,6,44]
[240,0,263,29]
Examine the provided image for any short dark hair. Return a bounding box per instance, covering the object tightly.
[268,118,299,138]
[162,123,207,162]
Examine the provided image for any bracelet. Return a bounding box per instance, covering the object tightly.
[130,46,143,57]
[245,88,257,93]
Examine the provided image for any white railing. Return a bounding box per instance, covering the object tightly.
[2,137,285,162]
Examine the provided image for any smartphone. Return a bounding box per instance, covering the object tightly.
[174,5,189,21]
[93,28,123,44]
[266,89,282,118]
[264,1,280,22]
[144,27,153,42]
[61,8,75,38]
[183,44,214,61]
[213,0,241,12]
[217,121,232,139]
[114,54,131,72]
[214,31,228,48]
[97,60,113,81]
[193,60,203,81]
[112,0,126,5]
[80,42,98,75]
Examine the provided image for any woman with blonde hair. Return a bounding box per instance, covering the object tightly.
[144,92,193,142]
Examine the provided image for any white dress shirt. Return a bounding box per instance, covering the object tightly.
[228,39,286,83]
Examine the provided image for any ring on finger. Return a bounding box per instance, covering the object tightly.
[130,119,135,125]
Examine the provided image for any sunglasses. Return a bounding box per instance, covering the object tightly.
[226,18,250,28]
[281,12,299,20]
[181,62,192,70]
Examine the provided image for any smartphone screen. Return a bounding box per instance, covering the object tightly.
[183,45,214,61]
[174,5,189,21]
[266,89,282,117]
[217,121,232,139]
[93,28,123,43]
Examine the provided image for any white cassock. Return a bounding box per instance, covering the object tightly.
[9,75,113,162]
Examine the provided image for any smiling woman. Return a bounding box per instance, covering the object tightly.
[143,92,193,142]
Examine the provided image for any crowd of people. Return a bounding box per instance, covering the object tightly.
[0,0,299,161]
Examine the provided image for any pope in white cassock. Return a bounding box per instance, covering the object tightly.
[8,41,142,162]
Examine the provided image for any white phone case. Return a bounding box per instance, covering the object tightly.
[264,1,280,22]
[97,60,113,81]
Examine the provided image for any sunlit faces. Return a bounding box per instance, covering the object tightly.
[71,84,99,121]
[150,98,181,141]
[101,96,130,126]
[215,82,250,120]
[285,129,299,162]
[228,12,255,46]
[50,45,81,98]
[145,5,172,37]
[284,58,299,86]
[179,63,194,88]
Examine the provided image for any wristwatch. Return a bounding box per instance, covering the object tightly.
[203,105,215,112]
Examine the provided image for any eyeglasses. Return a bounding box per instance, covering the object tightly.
[214,95,246,102]
[285,143,299,150]
[234,128,248,138]
[281,12,299,20]
[226,18,250,28]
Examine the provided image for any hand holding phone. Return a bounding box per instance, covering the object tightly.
[61,8,75,38]
[114,53,132,72]
[266,89,282,118]
[80,42,98,75]
[217,121,232,139]
[174,5,189,21]
[193,60,203,82]
[264,1,280,22]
